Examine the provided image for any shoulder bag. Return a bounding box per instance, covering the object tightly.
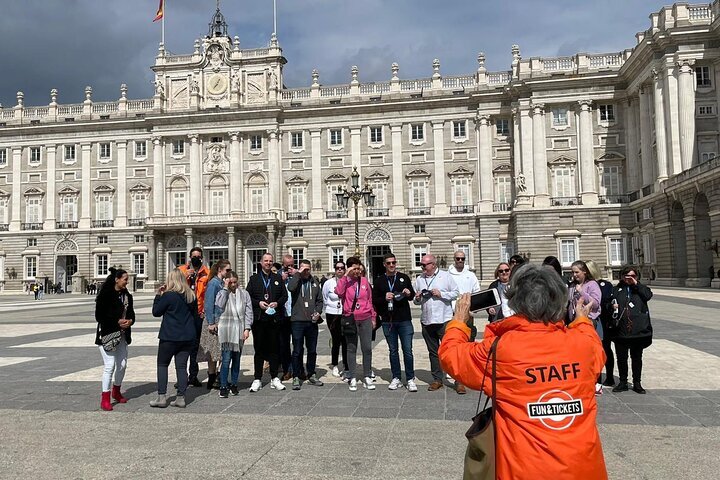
[340,280,360,336]
[101,294,129,352]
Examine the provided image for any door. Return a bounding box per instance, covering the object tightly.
[367,245,392,282]
[246,249,266,284]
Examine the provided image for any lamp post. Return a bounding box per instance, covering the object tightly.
[335,167,376,257]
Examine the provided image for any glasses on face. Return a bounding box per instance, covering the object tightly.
[223,268,231,273]
[385,261,397,265]
[420,262,434,267]
[455,257,465,262]
[624,274,637,278]
[497,269,510,274]
[335,266,345,270]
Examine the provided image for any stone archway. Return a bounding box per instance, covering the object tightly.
[693,193,713,285]
[670,201,688,281]
[54,238,79,292]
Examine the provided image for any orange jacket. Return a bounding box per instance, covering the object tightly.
[178,264,210,316]
[439,315,607,480]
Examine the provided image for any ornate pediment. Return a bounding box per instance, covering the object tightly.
[493,163,512,173]
[129,183,151,192]
[23,187,44,196]
[548,155,576,166]
[448,166,473,177]
[406,168,430,178]
[366,171,389,181]
[596,151,625,163]
[203,143,230,174]
[286,175,309,185]
[325,173,348,183]
[93,184,115,194]
[58,185,80,196]
[0,189,11,197]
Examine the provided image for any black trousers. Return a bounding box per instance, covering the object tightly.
[602,336,614,380]
[252,318,280,380]
[327,313,348,370]
[188,321,202,381]
[614,338,645,384]
[157,340,193,395]
[278,316,293,374]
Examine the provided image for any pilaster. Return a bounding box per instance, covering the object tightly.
[189,134,202,214]
[677,59,697,171]
[652,68,669,183]
[532,104,549,207]
[229,132,243,213]
[432,120,448,215]
[227,226,236,268]
[44,145,57,229]
[391,124,405,216]
[79,142,92,228]
[185,228,194,253]
[9,148,21,231]
[309,129,323,220]
[152,136,165,216]
[476,115,494,213]
[116,140,128,227]
[623,98,641,193]
[577,100,598,205]
[638,85,654,187]
[268,129,282,213]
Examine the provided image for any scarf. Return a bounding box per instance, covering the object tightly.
[216,289,245,352]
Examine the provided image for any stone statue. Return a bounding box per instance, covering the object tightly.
[154,79,165,97]
[515,172,527,193]
[191,79,199,94]
[269,70,278,90]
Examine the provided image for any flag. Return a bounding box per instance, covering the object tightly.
[153,0,164,22]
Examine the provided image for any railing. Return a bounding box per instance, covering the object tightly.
[588,53,623,69]
[281,88,311,100]
[92,102,119,113]
[550,196,582,206]
[128,99,154,111]
[689,5,712,20]
[599,194,630,204]
[543,57,576,72]
[366,208,389,217]
[21,222,43,230]
[359,82,391,94]
[56,221,79,229]
[487,71,511,85]
[450,205,475,214]
[400,79,432,91]
[0,223,8,231]
[407,207,431,216]
[128,218,146,226]
[165,54,193,63]
[286,212,309,221]
[92,220,115,228]
[146,212,277,226]
[25,107,49,118]
[1,110,16,119]
[493,203,512,212]
[320,85,350,97]
[326,210,348,219]
[665,156,720,188]
[243,48,270,57]
[641,184,654,197]
[628,191,640,203]
[442,75,476,89]
[58,104,83,115]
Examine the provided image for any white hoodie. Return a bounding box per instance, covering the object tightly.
[449,265,480,309]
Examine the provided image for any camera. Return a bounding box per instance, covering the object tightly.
[421,289,433,299]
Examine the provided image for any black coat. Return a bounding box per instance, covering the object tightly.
[596,279,616,335]
[371,272,415,322]
[152,292,200,342]
[613,281,653,341]
[95,287,135,345]
[246,271,288,322]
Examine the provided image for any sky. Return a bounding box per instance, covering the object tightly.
[0,0,668,107]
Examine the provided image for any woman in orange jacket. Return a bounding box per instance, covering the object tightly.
[440,264,607,480]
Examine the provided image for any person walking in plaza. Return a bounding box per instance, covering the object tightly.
[414,254,459,391]
[336,257,376,392]
[287,259,324,390]
[95,267,135,412]
[439,265,608,480]
[586,260,617,388]
[323,261,348,378]
[200,259,231,389]
[214,270,253,398]
[150,269,200,408]
[279,254,296,380]
[246,253,288,392]
[486,262,512,322]
[447,250,480,394]
[371,253,417,392]
[179,247,210,388]
[612,266,653,394]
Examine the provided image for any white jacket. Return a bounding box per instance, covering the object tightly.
[448,266,480,295]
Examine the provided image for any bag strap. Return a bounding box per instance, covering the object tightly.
[350,280,360,313]
[475,336,500,415]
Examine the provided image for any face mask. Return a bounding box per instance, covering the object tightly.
[190,257,202,269]
[265,307,276,315]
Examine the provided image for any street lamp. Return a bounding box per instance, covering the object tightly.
[335,167,376,257]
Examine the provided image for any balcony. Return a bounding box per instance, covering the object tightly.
[128,218,146,226]
[599,195,630,204]
[366,208,389,217]
[326,210,348,219]
[146,212,278,227]
[450,205,475,214]
[627,191,640,203]
[21,223,43,230]
[0,224,8,231]
[493,203,512,212]
[286,212,309,221]
[408,207,431,216]
[641,185,654,197]
[56,221,79,229]
[550,196,582,206]
[92,220,115,228]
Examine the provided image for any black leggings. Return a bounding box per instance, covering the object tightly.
[614,339,645,384]
[602,336,614,380]
[157,340,193,395]
[252,319,280,380]
[327,314,348,370]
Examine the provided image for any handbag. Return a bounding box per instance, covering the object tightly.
[341,281,360,336]
[463,336,500,480]
[101,294,129,352]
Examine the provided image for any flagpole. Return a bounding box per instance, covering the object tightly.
[162,0,165,46]
[273,0,277,36]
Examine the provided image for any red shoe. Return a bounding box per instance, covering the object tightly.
[101,391,113,411]
[112,385,128,404]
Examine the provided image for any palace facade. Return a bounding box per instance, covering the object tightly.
[0,3,719,293]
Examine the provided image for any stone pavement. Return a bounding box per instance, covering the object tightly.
[0,286,719,478]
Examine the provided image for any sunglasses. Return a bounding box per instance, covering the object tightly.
[385,261,397,265]
[497,269,510,274]
[335,266,346,270]
[455,257,465,261]
[624,274,637,278]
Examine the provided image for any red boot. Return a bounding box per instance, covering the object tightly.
[101,391,113,411]
[111,385,128,404]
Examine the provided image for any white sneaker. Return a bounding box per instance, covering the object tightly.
[407,378,418,392]
[363,376,376,390]
[595,383,603,396]
[388,378,403,391]
[370,370,376,379]
[249,379,262,392]
[446,373,453,380]
[342,371,350,383]
[270,377,286,391]
[331,366,341,377]
[349,378,358,391]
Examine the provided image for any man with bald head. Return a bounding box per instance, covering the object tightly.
[414,254,459,391]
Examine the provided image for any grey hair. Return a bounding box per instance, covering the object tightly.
[506,264,568,324]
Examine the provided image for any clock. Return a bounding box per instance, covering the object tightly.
[206,74,228,95]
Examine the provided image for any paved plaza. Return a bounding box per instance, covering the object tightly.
[0,287,719,479]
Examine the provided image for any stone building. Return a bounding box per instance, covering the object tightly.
[0,3,719,293]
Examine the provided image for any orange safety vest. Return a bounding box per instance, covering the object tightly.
[440,315,607,480]
[178,264,210,316]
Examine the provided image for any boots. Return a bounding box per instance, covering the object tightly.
[100,391,113,411]
[111,385,128,404]
[206,373,217,390]
[149,394,169,408]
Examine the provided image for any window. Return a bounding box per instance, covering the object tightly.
[451,177,471,206]
[96,194,113,220]
[25,256,37,279]
[409,179,428,208]
[701,152,716,162]
[0,197,8,223]
[96,254,109,277]
[698,105,715,116]
[210,190,225,215]
[369,180,387,209]
[327,183,344,211]
[410,123,425,142]
[553,168,574,197]
[249,187,265,213]
[99,143,111,160]
[329,129,343,147]
[134,140,147,158]
[288,185,307,213]
[495,175,512,204]
[414,224,425,234]
[332,227,343,236]
[291,248,304,266]
[26,197,41,223]
[133,253,146,275]
[60,196,77,222]
[211,136,223,144]
[134,234,145,243]
[599,104,615,123]
[609,238,625,266]
[0,148,7,167]
[30,147,41,164]
[172,139,185,156]
[496,119,510,136]
[370,126,383,144]
[27,238,37,247]
[207,249,229,266]
[453,121,467,139]
[96,235,108,245]
[601,166,620,196]
[292,228,304,238]
[499,242,513,263]
[132,193,147,219]
[455,243,472,265]
[552,109,568,127]
[172,191,186,216]
[250,135,262,151]
[412,244,428,269]
[559,239,577,266]
[291,132,303,149]
[696,66,711,87]
[330,246,345,266]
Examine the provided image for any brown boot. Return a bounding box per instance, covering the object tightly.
[455,383,467,395]
[428,380,444,391]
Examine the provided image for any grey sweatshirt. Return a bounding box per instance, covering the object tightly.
[287,274,323,322]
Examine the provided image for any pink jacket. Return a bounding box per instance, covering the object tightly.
[335,275,376,321]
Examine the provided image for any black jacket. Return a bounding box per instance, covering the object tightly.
[613,281,653,340]
[246,271,288,322]
[152,292,200,342]
[371,272,415,322]
[597,279,615,334]
[94,286,135,345]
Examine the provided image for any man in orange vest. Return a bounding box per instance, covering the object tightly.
[178,246,210,387]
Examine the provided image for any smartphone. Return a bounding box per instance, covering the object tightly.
[469,289,501,312]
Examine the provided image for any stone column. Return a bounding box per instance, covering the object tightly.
[152,136,165,216]
[511,107,521,181]
[116,140,128,226]
[577,100,598,205]
[431,121,448,215]
[227,226,236,268]
[309,129,323,220]
[638,86,654,187]
[80,142,92,227]
[267,224,277,258]
[664,63,682,176]
[652,68,669,182]
[532,104,549,207]
[44,145,57,229]
[677,60,697,171]
[189,134,202,214]
[147,231,157,284]
[10,148,21,231]
[476,115,494,212]
[390,124,404,216]
[185,228,193,253]
[515,103,534,209]
[624,98,640,193]
[268,129,281,213]
[229,132,243,213]
[157,239,166,284]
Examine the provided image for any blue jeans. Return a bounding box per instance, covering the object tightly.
[291,321,319,377]
[220,348,242,388]
[382,321,415,381]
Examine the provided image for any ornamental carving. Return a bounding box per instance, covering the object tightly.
[203,144,230,174]
[55,239,78,252]
[201,233,228,247]
[246,73,266,105]
[365,227,392,243]
[246,233,268,246]
[165,236,185,250]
